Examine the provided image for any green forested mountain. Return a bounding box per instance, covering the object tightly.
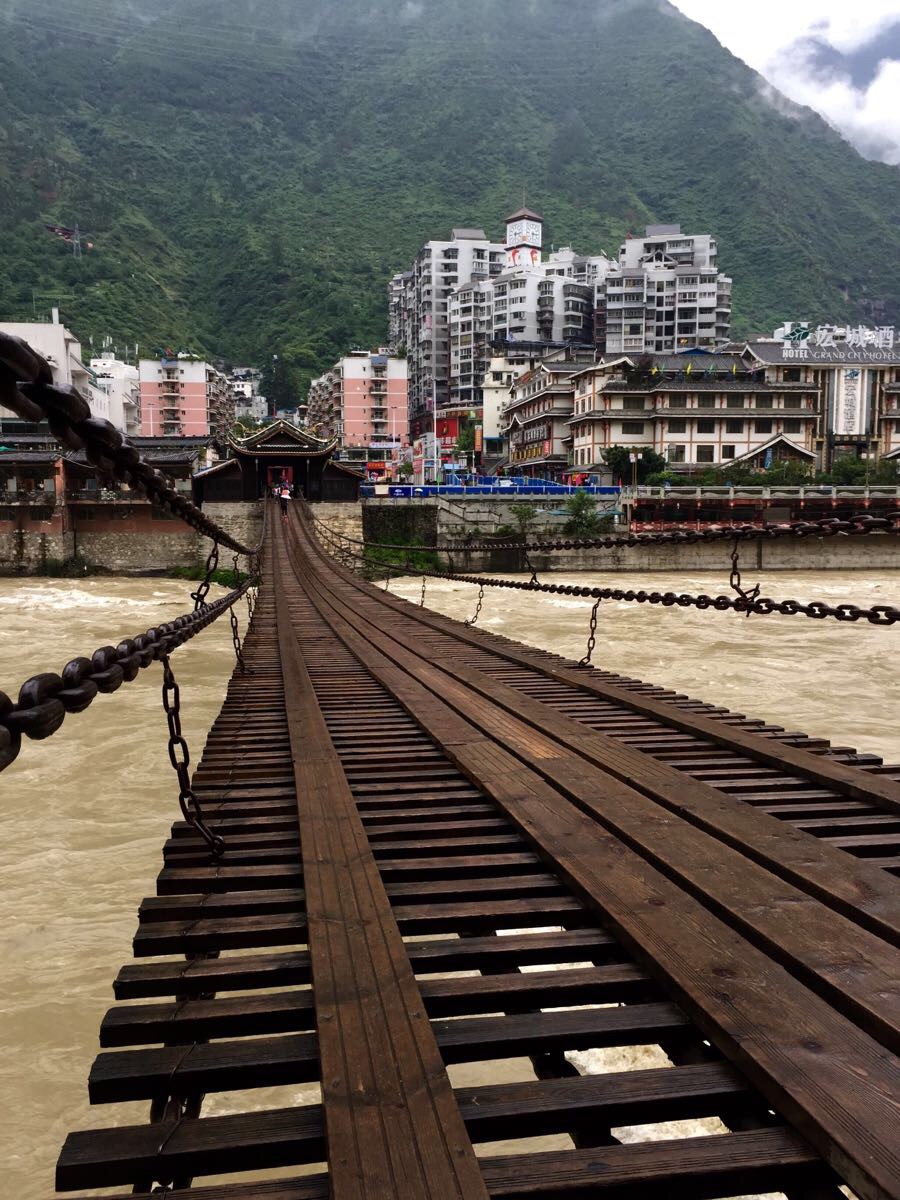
[1,0,898,390]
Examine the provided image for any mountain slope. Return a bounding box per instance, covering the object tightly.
[0,0,897,388]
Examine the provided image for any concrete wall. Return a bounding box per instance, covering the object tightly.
[361,498,900,572]
[0,501,265,575]
[199,502,264,564]
[79,527,198,572]
[0,527,73,574]
[313,502,364,546]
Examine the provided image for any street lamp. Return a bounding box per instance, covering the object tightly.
[629,448,644,490]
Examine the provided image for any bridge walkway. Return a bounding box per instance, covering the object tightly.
[56,503,900,1200]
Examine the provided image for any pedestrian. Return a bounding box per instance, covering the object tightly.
[279,481,290,519]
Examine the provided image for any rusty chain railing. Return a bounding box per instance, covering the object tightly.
[314,512,900,558]
[0,577,253,776]
[313,520,900,628]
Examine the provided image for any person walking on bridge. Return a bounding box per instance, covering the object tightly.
[278,481,291,519]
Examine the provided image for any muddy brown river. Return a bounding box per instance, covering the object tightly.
[2,570,895,1199]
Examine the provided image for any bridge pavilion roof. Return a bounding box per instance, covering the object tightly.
[229,420,338,459]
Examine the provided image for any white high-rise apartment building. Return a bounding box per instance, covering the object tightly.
[599,224,731,354]
[392,228,506,438]
[447,212,614,421]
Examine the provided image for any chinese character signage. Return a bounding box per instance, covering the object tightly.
[776,323,900,362]
[833,368,868,437]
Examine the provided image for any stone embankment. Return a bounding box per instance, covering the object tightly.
[2,497,896,574]
[361,498,900,572]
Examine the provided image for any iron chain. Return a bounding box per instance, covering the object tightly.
[191,541,219,611]
[579,598,602,667]
[313,517,899,628]
[729,537,761,618]
[0,578,253,775]
[161,654,224,858]
[465,583,485,627]
[314,513,900,558]
[229,605,247,674]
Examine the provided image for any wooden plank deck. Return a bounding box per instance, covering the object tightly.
[54,501,899,1200]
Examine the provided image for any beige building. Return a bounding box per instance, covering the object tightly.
[569,352,820,474]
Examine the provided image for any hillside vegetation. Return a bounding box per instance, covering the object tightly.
[1,0,898,392]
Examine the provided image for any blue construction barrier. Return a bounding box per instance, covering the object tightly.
[362,484,621,499]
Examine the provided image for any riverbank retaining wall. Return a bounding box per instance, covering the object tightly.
[361,499,900,572]
[2,497,896,574]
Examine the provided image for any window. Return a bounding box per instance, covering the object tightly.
[621,421,645,434]
[756,397,773,409]
[668,445,686,463]
[783,367,801,381]
[783,419,802,433]
[726,396,744,408]
[696,446,715,462]
[755,419,773,434]
[725,419,743,433]
[668,419,687,433]
[623,397,645,411]
[697,396,716,408]
[722,445,736,459]
[696,419,715,433]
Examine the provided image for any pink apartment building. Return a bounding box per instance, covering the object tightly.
[139,359,234,439]
[307,351,408,475]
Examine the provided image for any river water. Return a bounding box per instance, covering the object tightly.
[2,571,896,1199]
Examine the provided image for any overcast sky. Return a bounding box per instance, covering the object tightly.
[670,0,900,166]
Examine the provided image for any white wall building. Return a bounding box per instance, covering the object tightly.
[0,313,118,428]
[90,354,141,435]
[599,224,731,354]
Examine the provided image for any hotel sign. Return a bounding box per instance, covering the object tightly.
[777,323,900,362]
[833,368,867,437]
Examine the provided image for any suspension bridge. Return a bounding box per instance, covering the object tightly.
[1,331,899,1200]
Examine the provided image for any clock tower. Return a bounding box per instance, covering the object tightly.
[505,207,543,270]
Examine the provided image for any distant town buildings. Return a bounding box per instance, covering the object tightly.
[388,211,733,472]
[138,357,234,440]
[307,350,409,477]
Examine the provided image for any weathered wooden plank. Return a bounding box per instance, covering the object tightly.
[273,563,489,1200]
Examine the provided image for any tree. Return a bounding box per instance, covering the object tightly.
[508,502,538,540]
[396,461,413,480]
[563,489,614,536]
[261,353,298,416]
[455,424,475,455]
[603,446,667,485]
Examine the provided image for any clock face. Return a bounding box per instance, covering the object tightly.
[525,220,542,246]
[506,218,542,247]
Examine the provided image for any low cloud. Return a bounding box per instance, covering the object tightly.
[767,34,900,165]
[670,1,900,167]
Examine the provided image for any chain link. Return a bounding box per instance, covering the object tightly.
[420,575,427,608]
[465,583,485,627]
[0,578,253,775]
[523,547,539,586]
[191,541,219,611]
[313,515,900,628]
[229,605,247,674]
[729,537,761,618]
[578,598,602,667]
[161,654,224,858]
